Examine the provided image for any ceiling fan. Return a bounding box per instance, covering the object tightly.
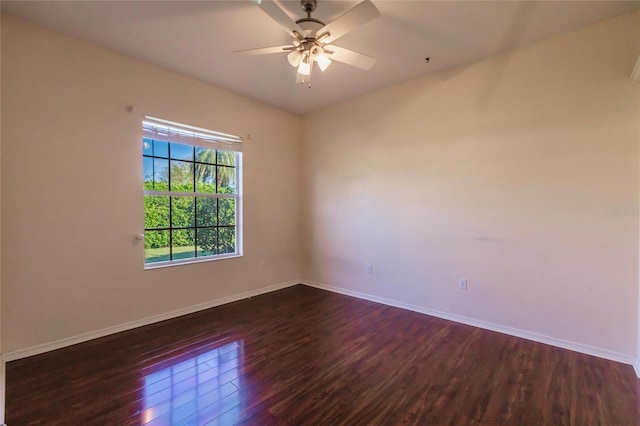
[236,0,380,87]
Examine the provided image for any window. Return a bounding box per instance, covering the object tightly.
[142,117,242,266]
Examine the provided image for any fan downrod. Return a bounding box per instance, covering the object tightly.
[296,0,325,28]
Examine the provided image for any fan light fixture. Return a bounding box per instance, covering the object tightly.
[288,50,303,67]
[298,55,312,76]
[316,54,332,71]
[290,44,331,78]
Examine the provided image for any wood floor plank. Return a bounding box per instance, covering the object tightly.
[6,285,640,425]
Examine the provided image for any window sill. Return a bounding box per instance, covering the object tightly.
[144,253,242,270]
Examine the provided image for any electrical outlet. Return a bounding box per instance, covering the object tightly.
[367,265,373,274]
[459,279,467,290]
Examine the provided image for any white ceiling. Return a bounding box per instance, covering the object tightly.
[3,1,639,114]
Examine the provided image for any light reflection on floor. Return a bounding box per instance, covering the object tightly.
[140,341,243,425]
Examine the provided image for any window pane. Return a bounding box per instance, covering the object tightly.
[195,147,216,165]
[195,164,216,193]
[218,227,235,255]
[171,197,194,228]
[217,166,236,194]
[143,138,153,156]
[170,143,194,161]
[143,157,154,189]
[153,158,169,191]
[218,199,235,226]
[196,198,217,227]
[172,229,195,260]
[145,230,170,263]
[145,196,170,229]
[197,228,217,257]
[153,140,169,158]
[217,151,235,167]
[170,160,194,192]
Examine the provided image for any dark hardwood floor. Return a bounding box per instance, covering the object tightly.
[6,284,640,425]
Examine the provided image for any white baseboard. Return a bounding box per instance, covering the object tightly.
[301,279,638,369]
[2,280,300,363]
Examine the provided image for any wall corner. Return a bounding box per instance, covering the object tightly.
[631,55,640,83]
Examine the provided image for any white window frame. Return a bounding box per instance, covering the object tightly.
[142,116,243,268]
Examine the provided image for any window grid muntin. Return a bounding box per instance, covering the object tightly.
[143,138,239,263]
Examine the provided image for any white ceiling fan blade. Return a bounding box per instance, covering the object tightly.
[253,0,305,39]
[234,45,296,55]
[325,45,376,70]
[318,0,380,43]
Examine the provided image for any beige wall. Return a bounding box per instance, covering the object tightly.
[1,15,301,353]
[0,9,3,358]
[637,55,640,365]
[301,12,640,356]
[0,4,3,364]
